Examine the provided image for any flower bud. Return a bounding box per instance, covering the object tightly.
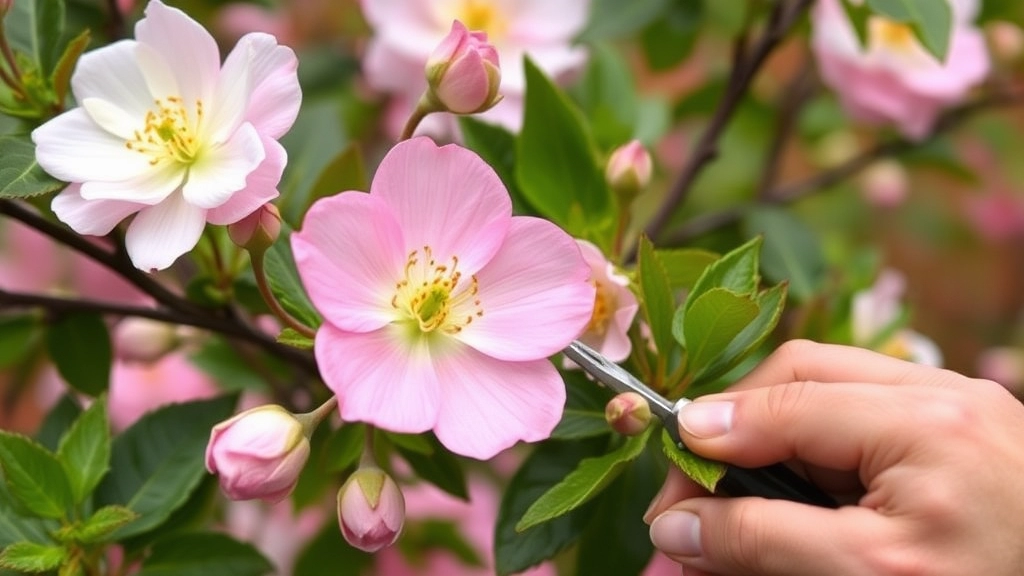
[205,405,310,503]
[605,392,652,436]
[859,159,908,208]
[425,20,502,114]
[337,467,405,552]
[605,140,652,200]
[228,203,281,254]
[113,317,180,363]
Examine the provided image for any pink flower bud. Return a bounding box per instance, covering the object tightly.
[337,467,405,552]
[205,405,310,503]
[859,159,909,208]
[228,203,281,254]
[605,140,652,198]
[605,392,652,436]
[425,20,502,114]
[113,317,179,363]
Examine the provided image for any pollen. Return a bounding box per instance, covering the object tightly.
[391,245,483,335]
[125,96,203,166]
[585,279,614,336]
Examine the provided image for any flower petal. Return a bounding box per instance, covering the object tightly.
[223,32,301,140]
[315,323,440,433]
[32,108,152,183]
[292,192,406,332]
[125,191,207,271]
[208,38,254,144]
[134,0,220,104]
[456,217,593,361]
[371,138,511,274]
[183,122,265,209]
[79,162,184,205]
[71,40,153,120]
[433,349,564,459]
[51,184,143,235]
[206,136,284,225]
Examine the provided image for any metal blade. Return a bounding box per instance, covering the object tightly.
[563,340,676,419]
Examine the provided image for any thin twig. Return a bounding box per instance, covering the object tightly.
[756,59,817,199]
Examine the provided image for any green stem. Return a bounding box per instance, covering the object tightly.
[398,93,437,141]
[296,395,338,436]
[250,248,316,339]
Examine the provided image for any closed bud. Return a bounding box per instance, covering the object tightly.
[113,317,179,363]
[205,405,310,503]
[228,203,281,254]
[337,467,405,552]
[605,140,652,200]
[425,20,502,114]
[605,392,652,436]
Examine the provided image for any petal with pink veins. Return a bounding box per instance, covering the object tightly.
[52,184,144,236]
[292,193,406,333]
[125,191,207,271]
[433,348,564,459]
[315,323,441,433]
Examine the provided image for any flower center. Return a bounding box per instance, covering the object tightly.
[870,18,917,52]
[125,96,204,166]
[455,0,507,42]
[391,245,483,335]
[585,279,614,336]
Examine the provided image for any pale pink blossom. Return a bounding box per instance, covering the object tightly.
[851,269,942,366]
[292,137,594,459]
[811,0,989,140]
[33,0,300,271]
[426,20,502,114]
[205,405,311,502]
[569,240,637,365]
[360,0,590,137]
[109,353,218,430]
[859,159,909,207]
[337,467,405,552]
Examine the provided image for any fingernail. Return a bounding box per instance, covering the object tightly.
[649,510,702,557]
[678,401,733,438]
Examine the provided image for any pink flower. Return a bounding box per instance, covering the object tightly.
[337,467,405,552]
[605,140,653,197]
[360,0,589,136]
[205,405,311,503]
[851,269,942,366]
[109,352,218,430]
[811,0,989,140]
[226,499,326,575]
[292,137,594,459]
[426,20,502,114]
[33,0,300,271]
[570,240,637,364]
[859,159,909,207]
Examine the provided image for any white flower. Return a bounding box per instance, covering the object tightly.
[32,0,301,271]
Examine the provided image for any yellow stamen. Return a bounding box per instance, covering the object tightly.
[391,245,483,335]
[125,96,203,166]
[455,0,507,42]
[585,279,614,336]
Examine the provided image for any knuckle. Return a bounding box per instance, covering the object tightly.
[761,380,817,426]
[913,393,979,437]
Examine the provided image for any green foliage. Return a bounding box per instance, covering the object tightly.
[0,541,66,573]
[55,397,110,505]
[264,234,322,329]
[133,532,272,576]
[676,287,759,371]
[393,435,468,501]
[844,0,955,61]
[55,506,138,545]
[0,433,74,520]
[744,207,827,302]
[0,315,39,368]
[0,135,64,198]
[636,236,677,365]
[660,430,726,492]
[551,371,614,441]
[641,0,703,71]
[45,312,111,397]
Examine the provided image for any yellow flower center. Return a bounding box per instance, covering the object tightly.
[125,96,204,166]
[870,18,917,52]
[878,333,913,361]
[391,245,483,335]
[585,279,614,336]
[454,0,507,42]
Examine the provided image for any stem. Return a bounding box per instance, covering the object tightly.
[399,95,434,141]
[250,248,317,339]
[296,395,338,436]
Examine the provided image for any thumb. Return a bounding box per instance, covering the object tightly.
[649,496,890,575]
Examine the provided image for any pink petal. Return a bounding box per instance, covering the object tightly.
[315,323,440,433]
[182,122,265,209]
[32,108,152,183]
[206,136,284,225]
[71,40,153,120]
[433,349,564,459]
[135,0,220,104]
[224,33,301,140]
[292,192,405,332]
[371,138,511,274]
[125,191,207,271]
[456,217,593,361]
[902,27,990,98]
[52,184,143,235]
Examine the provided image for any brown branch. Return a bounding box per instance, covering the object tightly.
[756,59,817,199]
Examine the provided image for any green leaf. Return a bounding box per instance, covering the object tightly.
[56,397,111,505]
[578,0,670,41]
[744,207,826,303]
[867,0,953,60]
[399,519,484,569]
[264,234,322,329]
[0,135,65,199]
[95,395,237,539]
[322,424,365,473]
[55,505,138,545]
[840,0,872,48]
[661,429,725,492]
[276,327,314,349]
[687,236,762,309]
[32,0,66,75]
[551,409,610,440]
[46,312,111,397]
[494,439,604,575]
[516,428,652,532]
[571,42,638,150]
[34,395,81,452]
[50,29,90,105]
[516,57,611,233]
[294,523,372,576]
[458,117,532,215]
[0,541,67,573]
[0,432,73,519]
[640,0,703,71]
[690,283,788,389]
[0,315,39,368]
[303,144,368,214]
[394,438,468,501]
[637,236,676,360]
[0,481,56,548]
[552,370,614,440]
[278,97,348,226]
[676,288,759,372]
[134,532,272,576]
[188,337,272,394]
[656,248,719,291]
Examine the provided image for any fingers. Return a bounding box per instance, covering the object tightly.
[649,496,893,575]
[644,466,709,524]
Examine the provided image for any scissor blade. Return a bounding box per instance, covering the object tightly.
[563,340,676,419]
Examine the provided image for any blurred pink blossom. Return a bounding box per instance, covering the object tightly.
[851,269,943,366]
[811,0,989,140]
[226,499,326,575]
[360,0,590,137]
[859,159,909,207]
[109,352,218,430]
[966,192,1024,241]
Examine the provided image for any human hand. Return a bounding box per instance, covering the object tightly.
[644,340,1024,575]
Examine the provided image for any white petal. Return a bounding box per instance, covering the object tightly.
[51,183,143,235]
[135,0,220,104]
[81,97,141,140]
[72,40,153,119]
[79,162,184,205]
[182,122,264,209]
[125,191,207,271]
[32,108,151,183]
[208,38,254,143]
[133,42,180,99]
[227,33,301,140]
[205,136,284,225]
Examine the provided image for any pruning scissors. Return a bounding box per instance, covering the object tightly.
[564,340,838,508]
